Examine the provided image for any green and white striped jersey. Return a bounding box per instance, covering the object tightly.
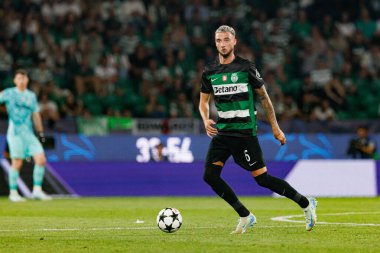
[200,56,264,137]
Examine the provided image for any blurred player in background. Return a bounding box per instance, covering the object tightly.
[0,69,51,202]
[347,125,378,159]
[199,25,317,234]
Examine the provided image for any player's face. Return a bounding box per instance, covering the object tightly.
[215,32,236,58]
[14,73,29,90]
[357,128,367,138]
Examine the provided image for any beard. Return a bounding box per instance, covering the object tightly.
[218,48,234,58]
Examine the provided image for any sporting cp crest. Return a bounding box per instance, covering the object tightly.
[231,73,238,83]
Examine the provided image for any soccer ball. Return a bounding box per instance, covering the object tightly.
[156,207,183,233]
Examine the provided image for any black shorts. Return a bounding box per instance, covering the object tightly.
[205,135,266,171]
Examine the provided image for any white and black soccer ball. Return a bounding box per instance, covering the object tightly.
[156,207,183,233]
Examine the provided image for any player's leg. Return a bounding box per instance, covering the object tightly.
[9,158,25,202]
[253,167,310,208]
[203,135,256,234]
[203,136,249,216]
[28,134,52,200]
[253,168,317,231]
[233,136,316,231]
[6,136,26,202]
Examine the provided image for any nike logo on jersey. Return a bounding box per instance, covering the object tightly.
[249,161,257,166]
[211,77,219,82]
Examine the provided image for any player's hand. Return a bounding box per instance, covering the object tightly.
[204,119,218,138]
[38,132,46,144]
[273,128,286,145]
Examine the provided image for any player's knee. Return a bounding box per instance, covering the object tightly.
[35,159,46,166]
[203,169,216,185]
[34,154,46,166]
[254,172,269,187]
[203,164,222,185]
[11,159,23,170]
[203,172,211,185]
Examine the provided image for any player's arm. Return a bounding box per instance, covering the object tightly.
[199,92,218,137]
[199,71,217,137]
[0,90,7,103]
[31,93,46,143]
[32,111,46,144]
[358,142,375,155]
[255,85,286,145]
[248,63,285,144]
[32,111,44,133]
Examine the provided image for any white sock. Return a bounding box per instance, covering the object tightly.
[33,185,42,192]
[10,189,19,196]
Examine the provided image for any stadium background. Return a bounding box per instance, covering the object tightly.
[0,0,380,198]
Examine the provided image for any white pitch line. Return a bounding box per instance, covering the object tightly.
[0,227,155,232]
[2,211,380,233]
[271,211,380,227]
[0,225,303,233]
[310,211,380,216]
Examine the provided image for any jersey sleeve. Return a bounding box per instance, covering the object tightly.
[248,63,265,89]
[32,93,40,113]
[200,71,212,94]
[0,89,8,103]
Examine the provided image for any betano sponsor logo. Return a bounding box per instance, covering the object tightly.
[214,85,238,94]
[213,83,248,95]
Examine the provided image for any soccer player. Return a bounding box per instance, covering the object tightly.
[347,125,378,159]
[199,26,317,234]
[0,69,52,202]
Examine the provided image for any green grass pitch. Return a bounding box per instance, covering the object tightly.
[0,197,379,253]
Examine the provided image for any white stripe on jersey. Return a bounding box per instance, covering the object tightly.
[217,109,250,119]
[213,83,248,96]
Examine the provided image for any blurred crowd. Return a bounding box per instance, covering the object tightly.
[0,0,380,128]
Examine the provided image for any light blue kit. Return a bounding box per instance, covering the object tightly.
[0,87,44,158]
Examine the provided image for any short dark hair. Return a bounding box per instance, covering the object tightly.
[14,69,28,76]
[357,125,368,131]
